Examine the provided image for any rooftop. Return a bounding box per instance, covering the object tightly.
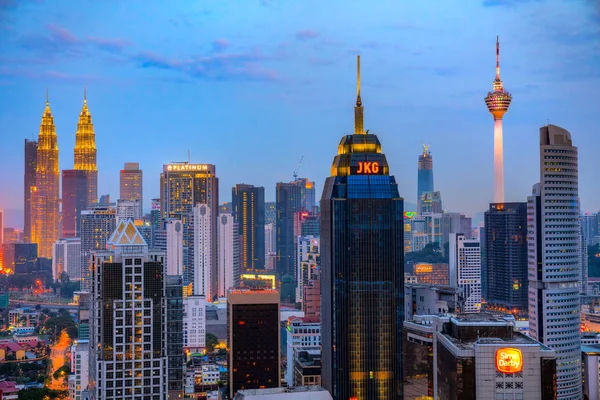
[582,344,600,355]
[450,312,515,326]
[237,386,329,395]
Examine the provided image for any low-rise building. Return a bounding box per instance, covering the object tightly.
[8,307,39,327]
[0,381,19,400]
[233,386,332,399]
[285,316,321,387]
[404,283,463,320]
[582,344,600,400]
[201,364,220,385]
[292,348,321,387]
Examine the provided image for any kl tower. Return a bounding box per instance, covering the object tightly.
[485,36,512,203]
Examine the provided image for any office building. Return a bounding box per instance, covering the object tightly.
[303,279,321,319]
[233,387,332,400]
[296,178,317,212]
[76,291,91,340]
[484,202,528,316]
[417,144,434,214]
[183,295,206,354]
[150,198,161,232]
[264,223,276,256]
[293,349,322,388]
[321,56,404,399]
[80,207,116,291]
[581,213,598,244]
[484,37,512,203]
[98,194,110,205]
[227,289,280,398]
[165,219,183,276]
[160,163,218,289]
[120,162,143,217]
[24,139,37,243]
[449,233,481,313]
[116,199,141,223]
[165,275,184,399]
[285,316,321,387]
[73,90,98,205]
[437,313,556,399]
[33,92,60,258]
[528,124,582,399]
[404,284,463,320]
[134,218,153,249]
[88,219,169,399]
[62,170,89,238]
[295,211,320,238]
[70,339,89,400]
[52,238,81,281]
[296,236,320,304]
[264,201,276,225]
[194,204,215,300]
[419,190,442,214]
[582,344,600,400]
[232,184,265,271]
[276,180,304,279]
[413,262,449,286]
[218,212,239,297]
[2,243,37,274]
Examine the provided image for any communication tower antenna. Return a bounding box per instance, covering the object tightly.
[293,156,304,180]
[422,143,431,156]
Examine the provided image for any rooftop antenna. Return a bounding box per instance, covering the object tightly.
[188,150,190,164]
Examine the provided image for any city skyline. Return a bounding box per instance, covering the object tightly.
[1,0,600,228]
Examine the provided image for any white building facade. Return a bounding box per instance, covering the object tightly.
[194,204,214,300]
[115,199,142,223]
[449,233,481,313]
[527,125,582,399]
[69,339,89,400]
[296,236,320,304]
[53,237,81,281]
[218,213,239,298]
[183,295,206,354]
[165,219,183,275]
[285,317,321,387]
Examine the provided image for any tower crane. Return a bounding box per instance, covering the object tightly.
[293,156,304,180]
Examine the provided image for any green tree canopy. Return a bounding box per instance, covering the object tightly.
[206,333,219,352]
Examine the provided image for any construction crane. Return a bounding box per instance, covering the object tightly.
[293,156,304,180]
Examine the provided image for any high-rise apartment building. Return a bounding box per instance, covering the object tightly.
[484,202,528,316]
[165,275,184,399]
[88,219,169,399]
[165,219,183,275]
[232,184,265,270]
[264,223,276,255]
[528,124,582,399]
[276,181,304,279]
[150,198,161,232]
[73,91,98,205]
[183,295,206,354]
[296,236,320,305]
[52,238,81,281]
[321,56,404,399]
[484,37,512,203]
[417,144,434,214]
[218,212,239,297]
[449,233,481,313]
[264,201,276,225]
[194,204,215,300]
[120,162,143,216]
[160,163,218,288]
[227,289,280,398]
[80,207,116,292]
[116,199,142,223]
[33,93,60,258]
[24,139,37,242]
[62,170,89,238]
[70,339,89,400]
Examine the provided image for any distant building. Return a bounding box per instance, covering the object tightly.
[582,344,600,400]
[303,279,320,319]
[228,289,280,398]
[194,204,214,300]
[183,295,207,354]
[165,219,184,275]
[449,233,481,313]
[24,139,37,243]
[276,181,305,279]
[80,207,116,292]
[70,339,89,400]
[414,262,449,286]
[116,199,142,223]
[420,191,442,214]
[264,201,276,225]
[73,92,98,205]
[232,184,265,271]
[52,238,81,281]
[417,145,434,214]
[119,162,143,217]
[233,386,331,400]
[296,236,320,304]
[218,212,239,297]
[2,243,37,274]
[61,170,89,238]
[165,275,184,399]
[285,316,321,387]
[404,283,463,320]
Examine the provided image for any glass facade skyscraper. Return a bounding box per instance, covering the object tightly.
[276,181,304,278]
[232,184,265,270]
[417,145,433,214]
[62,170,89,238]
[24,139,37,243]
[321,56,404,399]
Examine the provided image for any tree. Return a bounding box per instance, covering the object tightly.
[59,272,70,285]
[206,333,219,352]
[18,388,68,400]
[43,315,77,338]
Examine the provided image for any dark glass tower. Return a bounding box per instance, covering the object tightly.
[321,56,404,399]
[484,202,528,316]
[417,145,434,214]
[24,139,37,242]
[232,184,265,270]
[62,170,89,238]
[276,181,304,278]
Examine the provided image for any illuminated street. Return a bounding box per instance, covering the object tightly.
[47,330,71,390]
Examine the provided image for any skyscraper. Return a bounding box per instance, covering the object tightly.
[264,201,276,225]
[528,124,582,399]
[484,202,528,316]
[61,170,89,238]
[80,207,116,292]
[120,162,143,216]
[73,89,98,205]
[321,56,404,399]
[227,288,280,398]
[193,203,214,300]
[232,184,265,270]
[160,163,218,288]
[88,219,169,399]
[52,237,81,281]
[417,144,434,214]
[484,36,512,203]
[165,275,184,399]
[276,181,304,279]
[449,233,481,313]
[24,139,37,242]
[218,212,239,297]
[33,91,60,258]
[165,219,183,276]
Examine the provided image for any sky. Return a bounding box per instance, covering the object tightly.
[0,0,599,228]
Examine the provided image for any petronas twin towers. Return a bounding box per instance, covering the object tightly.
[32,89,97,257]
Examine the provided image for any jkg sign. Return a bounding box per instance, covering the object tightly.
[355,161,382,175]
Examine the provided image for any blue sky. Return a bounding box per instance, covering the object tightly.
[0,0,599,228]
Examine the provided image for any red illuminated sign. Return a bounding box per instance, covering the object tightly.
[357,162,380,174]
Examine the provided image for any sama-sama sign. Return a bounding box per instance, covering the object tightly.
[353,161,383,175]
[496,348,523,373]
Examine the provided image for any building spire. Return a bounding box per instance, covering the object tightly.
[84,86,87,104]
[46,87,48,105]
[495,35,500,81]
[354,55,364,134]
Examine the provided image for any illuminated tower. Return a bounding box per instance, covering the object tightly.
[33,90,60,258]
[74,88,98,204]
[484,36,512,203]
[417,144,434,214]
[321,56,404,399]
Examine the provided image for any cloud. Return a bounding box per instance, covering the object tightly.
[134,47,278,81]
[210,39,230,53]
[296,29,320,41]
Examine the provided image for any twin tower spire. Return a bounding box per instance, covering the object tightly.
[354,55,365,135]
